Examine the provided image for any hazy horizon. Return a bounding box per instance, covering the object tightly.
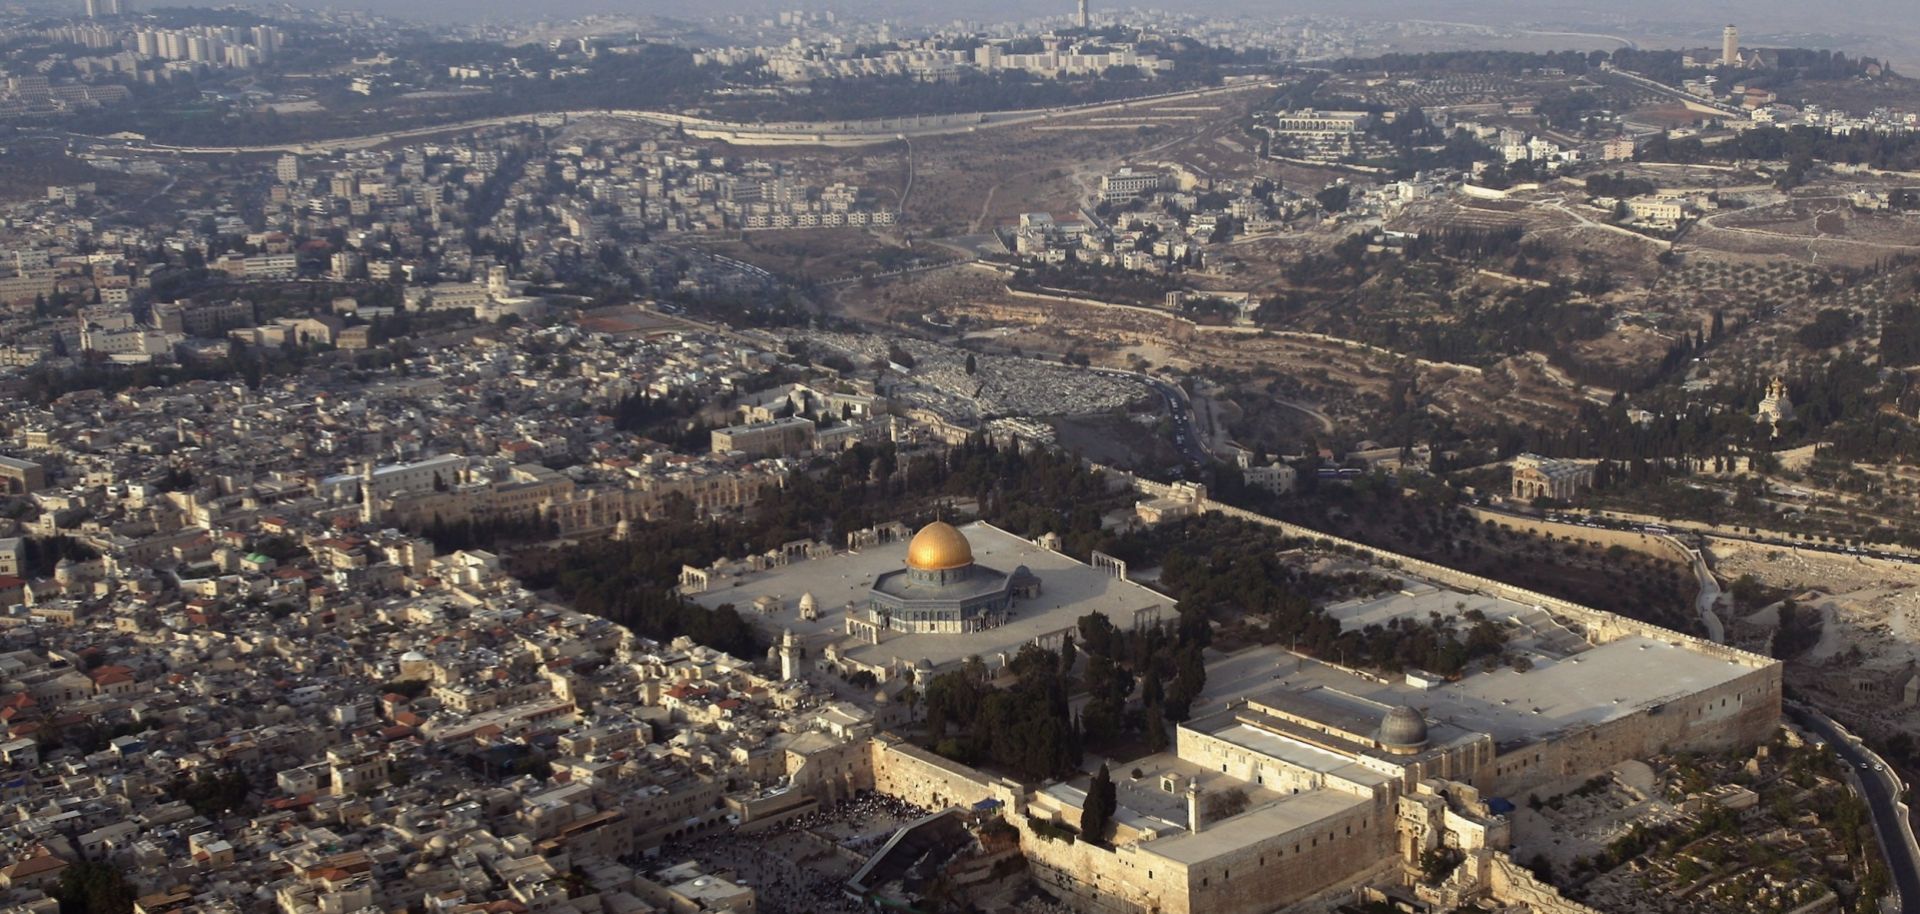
[258,0,1915,66]
[296,0,1908,36]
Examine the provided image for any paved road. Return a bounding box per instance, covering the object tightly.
[1789,705,1920,914]
[1146,377,1209,468]
[55,80,1278,156]
[1601,66,1746,119]
[1663,536,1727,643]
[1473,500,1920,570]
[1080,367,1207,470]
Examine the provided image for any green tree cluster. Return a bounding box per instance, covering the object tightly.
[922,646,1081,782]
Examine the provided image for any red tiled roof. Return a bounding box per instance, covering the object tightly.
[88,666,134,686]
[2,850,68,879]
[269,793,317,811]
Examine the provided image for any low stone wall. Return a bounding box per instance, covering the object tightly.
[1462,508,1692,564]
[1252,329,1484,376]
[1004,287,1183,323]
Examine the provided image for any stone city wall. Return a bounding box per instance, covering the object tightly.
[1173,797,1391,914]
[1023,795,1390,914]
[1485,661,1782,798]
[1026,832,1182,914]
[1191,498,1776,671]
[869,734,1020,812]
[787,738,876,806]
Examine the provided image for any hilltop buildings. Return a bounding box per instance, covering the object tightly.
[702,36,1171,84]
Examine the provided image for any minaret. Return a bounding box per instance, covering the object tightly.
[1077,0,1089,30]
[779,628,801,681]
[358,460,377,525]
[1186,781,1205,833]
[1722,24,1739,68]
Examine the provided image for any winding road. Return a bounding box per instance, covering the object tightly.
[55,81,1280,157]
[1788,704,1920,914]
[1089,369,1209,469]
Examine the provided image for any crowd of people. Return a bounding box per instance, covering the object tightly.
[658,792,933,914]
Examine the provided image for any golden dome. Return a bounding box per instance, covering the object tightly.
[906,521,974,571]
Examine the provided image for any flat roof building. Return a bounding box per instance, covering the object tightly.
[711,416,816,458]
[0,456,46,495]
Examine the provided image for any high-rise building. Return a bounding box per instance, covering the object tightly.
[250,24,282,59]
[275,154,300,185]
[1077,0,1089,29]
[82,0,122,18]
[1722,24,1740,67]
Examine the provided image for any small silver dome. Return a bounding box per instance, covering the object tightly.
[1378,706,1429,752]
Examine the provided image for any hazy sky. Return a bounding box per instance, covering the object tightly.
[327,0,1903,31]
[312,0,1917,62]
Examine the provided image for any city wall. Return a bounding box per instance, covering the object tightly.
[786,737,876,806]
[868,736,1174,914]
[868,735,1020,812]
[1172,798,1390,914]
[868,728,1397,914]
[1026,831,1181,914]
[1484,661,1782,798]
[1098,467,1785,793]
[1022,791,1391,914]
[1184,496,1775,672]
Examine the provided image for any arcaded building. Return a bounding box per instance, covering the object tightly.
[1509,453,1594,501]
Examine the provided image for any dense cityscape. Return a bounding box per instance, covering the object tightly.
[0,1,1917,914]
